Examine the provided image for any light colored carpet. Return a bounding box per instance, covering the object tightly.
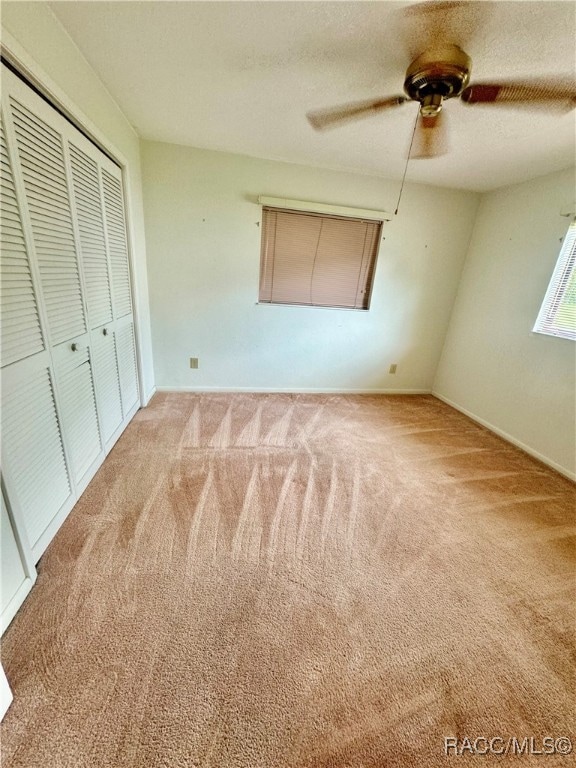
[1,393,574,767]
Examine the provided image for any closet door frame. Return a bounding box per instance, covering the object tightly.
[1,38,146,410]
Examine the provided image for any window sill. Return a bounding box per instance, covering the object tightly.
[256,302,369,312]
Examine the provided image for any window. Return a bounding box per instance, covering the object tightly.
[258,206,383,310]
[533,220,576,341]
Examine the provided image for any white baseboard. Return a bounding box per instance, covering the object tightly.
[155,386,432,395]
[143,386,156,406]
[433,392,575,482]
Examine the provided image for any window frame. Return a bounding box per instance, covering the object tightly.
[257,201,387,312]
[533,219,576,341]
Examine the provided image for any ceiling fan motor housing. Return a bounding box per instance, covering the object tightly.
[404,45,471,115]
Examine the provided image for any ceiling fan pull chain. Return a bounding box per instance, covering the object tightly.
[395,109,420,216]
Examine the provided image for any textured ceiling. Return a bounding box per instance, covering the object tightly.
[48,0,576,192]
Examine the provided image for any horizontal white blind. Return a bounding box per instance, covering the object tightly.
[69,142,113,329]
[259,207,381,309]
[102,169,132,318]
[0,116,44,367]
[533,221,576,341]
[10,97,87,344]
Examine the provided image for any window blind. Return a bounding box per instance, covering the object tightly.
[533,220,576,341]
[259,207,382,310]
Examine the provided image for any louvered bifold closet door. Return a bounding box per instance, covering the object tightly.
[0,93,74,563]
[90,328,123,443]
[116,318,139,415]
[0,115,45,367]
[101,163,140,416]
[1,357,73,561]
[102,169,132,318]
[68,142,113,329]
[4,67,104,488]
[1,66,141,580]
[9,95,87,345]
[52,342,102,488]
[68,134,124,445]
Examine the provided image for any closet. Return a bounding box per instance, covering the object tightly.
[1,64,140,626]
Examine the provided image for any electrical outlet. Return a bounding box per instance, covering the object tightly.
[389,363,397,374]
[189,358,199,369]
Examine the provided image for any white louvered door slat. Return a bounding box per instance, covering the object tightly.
[10,97,87,345]
[53,343,102,485]
[116,319,139,415]
[69,143,113,329]
[102,169,132,318]
[100,162,139,419]
[1,361,72,552]
[91,327,123,444]
[0,113,44,367]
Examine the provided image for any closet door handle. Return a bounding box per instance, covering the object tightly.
[102,328,108,336]
[71,343,78,352]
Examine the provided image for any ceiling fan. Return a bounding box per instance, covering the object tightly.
[306,2,576,159]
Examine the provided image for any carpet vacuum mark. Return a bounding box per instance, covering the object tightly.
[1,393,574,767]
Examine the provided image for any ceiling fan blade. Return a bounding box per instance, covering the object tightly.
[306,95,407,131]
[461,80,576,111]
[410,110,449,159]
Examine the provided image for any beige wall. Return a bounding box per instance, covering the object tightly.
[141,140,479,392]
[434,167,576,479]
[2,2,155,400]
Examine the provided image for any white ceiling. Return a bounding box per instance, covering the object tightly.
[48,0,576,192]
